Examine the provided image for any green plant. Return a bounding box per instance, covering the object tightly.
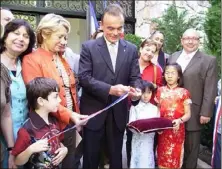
[201,0,221,149]
[203,0,221,76]
[124,34,143,50]
[152,4,201,54]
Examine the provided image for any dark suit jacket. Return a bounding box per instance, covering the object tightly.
[168,50,217,131]
[78,36,141,131]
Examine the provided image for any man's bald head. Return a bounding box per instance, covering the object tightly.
[182,28,200,39]
[181,28,200,54]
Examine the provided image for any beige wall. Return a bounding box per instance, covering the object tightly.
[66,18,87,54]
[79,19,87,51]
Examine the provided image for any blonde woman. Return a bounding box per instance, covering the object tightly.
[22,13,87,168]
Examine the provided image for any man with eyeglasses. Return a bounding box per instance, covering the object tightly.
[168,28,217,168]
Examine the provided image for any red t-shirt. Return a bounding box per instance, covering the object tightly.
[141,63,162,87]
[141,63,163,104]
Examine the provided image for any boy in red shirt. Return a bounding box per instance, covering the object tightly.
[12,77,68,169]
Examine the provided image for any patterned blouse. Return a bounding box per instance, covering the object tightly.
[54,54,73,111]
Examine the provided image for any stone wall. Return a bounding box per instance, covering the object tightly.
[135,0,211,39]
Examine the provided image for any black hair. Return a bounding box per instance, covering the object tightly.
[140,80,155,93]
[149,30,164,39]
[26,77,60,110]
[163,62,184,87]
[0,19,36,61]
[149,30,165,49]
[101,3,125,22]
[149,30,166,69]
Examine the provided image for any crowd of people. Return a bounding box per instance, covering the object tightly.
[0,3,220,169]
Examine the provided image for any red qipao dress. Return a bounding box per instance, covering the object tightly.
[155,86,191,168]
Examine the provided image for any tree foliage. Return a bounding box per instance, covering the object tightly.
[152,4,201,54]
[124,34,142,50]
[204,0,221,76]
[201,0,221,149]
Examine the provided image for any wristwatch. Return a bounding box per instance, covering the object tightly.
[6,147,13,151]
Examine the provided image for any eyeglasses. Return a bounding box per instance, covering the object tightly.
[182,37,199,42]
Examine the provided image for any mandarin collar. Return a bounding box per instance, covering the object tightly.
[166,84,178,90]
[138,100,151,107]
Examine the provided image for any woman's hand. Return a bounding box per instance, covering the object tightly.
[172,119,181,132]
[71,113,89,131]
[52,146,68,166]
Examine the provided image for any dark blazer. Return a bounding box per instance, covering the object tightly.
[78,36,141,131]
[168,50,217,131]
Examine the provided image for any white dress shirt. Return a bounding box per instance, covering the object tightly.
[176,49,198,72]
[104,36,119,71]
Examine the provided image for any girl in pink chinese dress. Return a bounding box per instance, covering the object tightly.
[155,63,191,168]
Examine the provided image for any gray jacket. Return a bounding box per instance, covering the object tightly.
[168,50,217,131]
[65,47,80,74]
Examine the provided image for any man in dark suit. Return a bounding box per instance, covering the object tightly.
[168,28,217,168]
[78,4,141,169]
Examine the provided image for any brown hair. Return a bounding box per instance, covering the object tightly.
[91,29,103,39]
[26,77,60,110]
[0,19,36,61]
[139,38,157,56]
[140,38,157,48]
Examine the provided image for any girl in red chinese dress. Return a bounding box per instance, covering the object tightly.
[155,63,191,168]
